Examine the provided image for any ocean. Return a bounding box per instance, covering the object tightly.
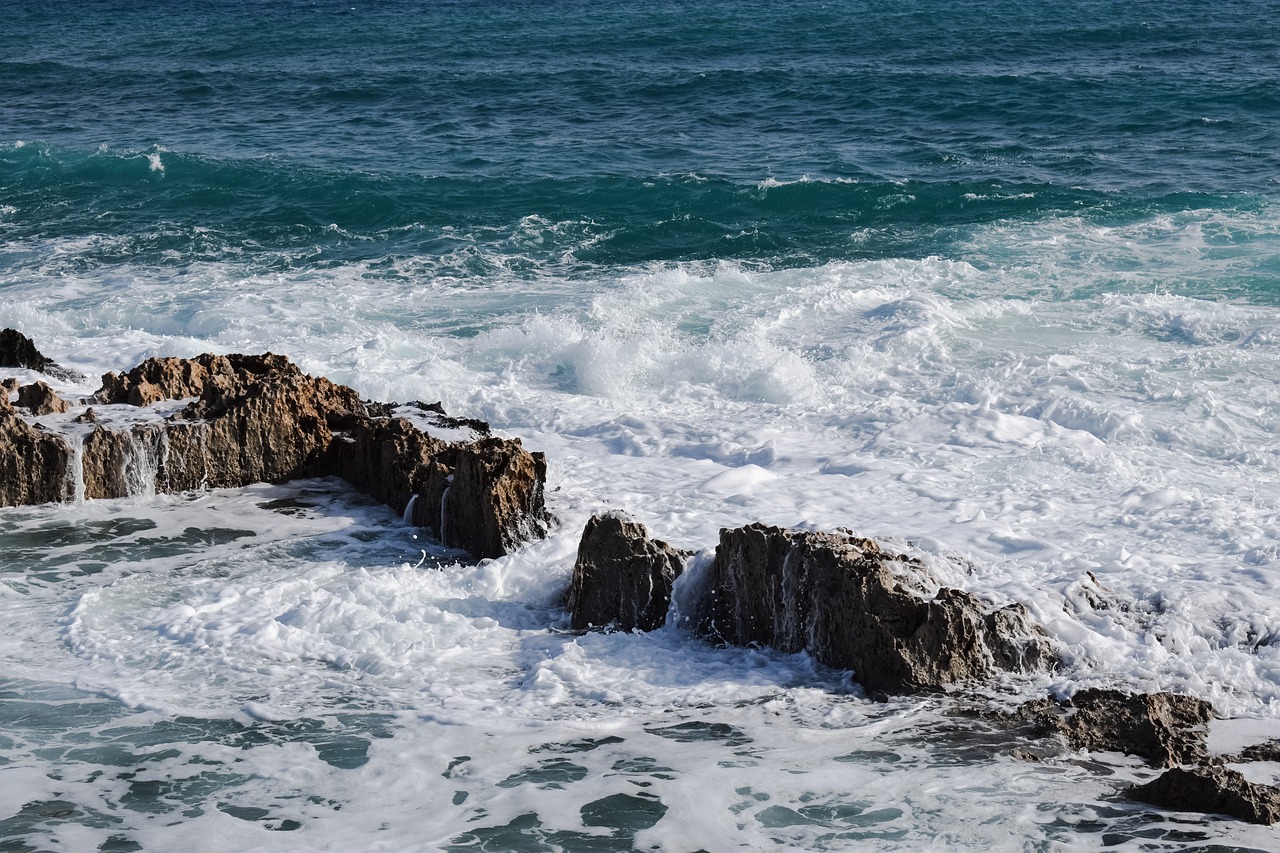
[3,0,1280,849]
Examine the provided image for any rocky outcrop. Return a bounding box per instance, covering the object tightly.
[1130,765,1280,825]
[1017,688,1213,768]
[16,381,71,415]
[0,328,84,382]
[699,524,1055,693]
[567,514,687,631]
[0,403,73,506]
[1,349,551,559]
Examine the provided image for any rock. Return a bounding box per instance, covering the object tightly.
[327,411,549,559]
[566,514,687,631]
[0,329,85,382]
[698,524,1054,693]
[2,377,18,395]
[1019,688,1212,768]
[96,353,299,406]
[1130,765,1280,825]
[73,408,98,424]
[16,381,71,415]
[1,351,552,559]
[0,407,72,505]
[1236,740,1280,763]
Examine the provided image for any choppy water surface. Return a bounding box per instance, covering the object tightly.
[3,0,1280,849]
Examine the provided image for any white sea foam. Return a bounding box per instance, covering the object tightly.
[3,206,1280,848]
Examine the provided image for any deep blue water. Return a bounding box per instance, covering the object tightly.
[3,0,1279,290]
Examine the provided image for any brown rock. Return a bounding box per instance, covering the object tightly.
[96,353,300,405]
[567,514,686,631]
[1236,739,1280,763]
[3,350,552,559]
[1130,765,1280,825]
[1020,688,1213,768]
[0,407,72,505]
[699,524,1055,693]
[16,381,71,415]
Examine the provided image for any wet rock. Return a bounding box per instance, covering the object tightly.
[73,408,98,424]
[0,329,85,382]
[699,524,1055,693]
[1236,740,1280,763]
[0,407,72,505]
[1019,688,1212,768]
[16,381,71,415]
[2,377,18,396]
[2,352,552,559]
[1130,765,1280,825]
[567,514,687,631]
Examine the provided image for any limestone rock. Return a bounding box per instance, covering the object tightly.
[97,353,301,406]
[1235,739,1280,763]
[0,407,72,505]
[567,514,686,631]
[0,329,85,382]
[699,524,1054,693]
[16,381,71,415]
[1130,765,1280,825]
[2,351,552,559]
[1020,688,1213,768]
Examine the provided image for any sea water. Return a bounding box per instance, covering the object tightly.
[2,0,1280,849]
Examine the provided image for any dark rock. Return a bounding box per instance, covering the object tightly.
[16,381,71,415]
[699,524,1055,693]
[2,377,18,395]
[406,400,491,435]
[73,407,98,424]
[1237,740,1280,763]
[0,329,85,382]
[1130,765,1280,825]
[2,352,552,559]
[567,514,687,631]
[1019,688,1213,768]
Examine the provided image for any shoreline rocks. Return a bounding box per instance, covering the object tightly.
[566,513,687,632]
[1130,765,1280,825]
[1017,688,1213,768]
[699,524,1055,693]
[1,342,551,559]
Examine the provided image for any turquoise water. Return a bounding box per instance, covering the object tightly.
[4,0,1279,287]
[4,2,1280,850]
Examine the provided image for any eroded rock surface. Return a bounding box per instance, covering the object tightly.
[0,404,72,505]
[699,524,1055,692]
[16,381,71,415]
[2,349,551,559]
[1019,688,1213,768]
[567,514,686,631]
[1130,765,1280,825]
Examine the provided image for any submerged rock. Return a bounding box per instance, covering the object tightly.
[0,328,85,382]
[1130,765,1280,825]
[567,514,687,631]
[1019,688,1212,768]
[698,524,1055,693]
[2,349,551,559]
